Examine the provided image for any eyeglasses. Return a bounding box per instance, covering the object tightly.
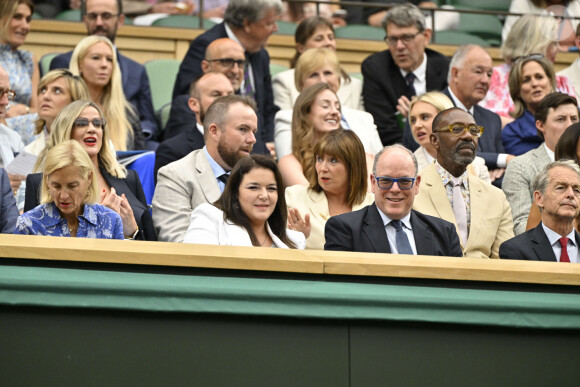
[433,124,484,137]
[0,88,16,101]
[206,58,246,69]
[73,117,106,130]
[513,53,544,63]
[85,12,118,21]
[374,176,416,190]
[384,31,422,46]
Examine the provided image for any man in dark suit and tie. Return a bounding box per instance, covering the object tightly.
[324,145,463,257]
[154,72,234,182]
[49,0,157,141]
[500,160,580,262]
[361,3,449,146]
[171,0,281,155]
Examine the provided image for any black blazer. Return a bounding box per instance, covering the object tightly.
[324,203,463,257]
[361,48,450,146]
[50,51,158,141]
[170,22,278,144]
[499,223,579,261]
[24,169,157,241]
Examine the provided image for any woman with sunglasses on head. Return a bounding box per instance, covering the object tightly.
[69,35,145,151]
[502,56,557,156]
[14,140,123,239]
[24,100,156,240]
[184,154,305,249]
[272,16,363,111]
[0,0,38,119]
[481,15,576,126]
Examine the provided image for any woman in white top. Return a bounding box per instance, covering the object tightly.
[272,16,363,111]
[184,154,306,249]
[409,91,491,182]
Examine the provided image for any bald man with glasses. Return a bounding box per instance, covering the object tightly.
[324,144,462,257]
[413,107,514,259]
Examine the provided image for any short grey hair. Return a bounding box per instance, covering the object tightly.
[224,0,282,29]
[373,144,419,177]
[382,3,426,31]
[447,44,480,83]
[533,160,580,195]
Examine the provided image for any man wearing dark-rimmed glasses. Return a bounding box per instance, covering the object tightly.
[324,144,462,257]
[413,107,514,259]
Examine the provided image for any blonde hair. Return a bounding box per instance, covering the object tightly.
[35,100,126,178]
[294,48,341,92]
[408,91,454,118]
[501,15,559,63]
[69,35,136,150]
[35,69,90,135]
[40,140,99,205]
[292,83,340,182]
[0,0,33,43]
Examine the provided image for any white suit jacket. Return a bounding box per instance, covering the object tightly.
[413,163,514,259]
[152,149,221,242]
[558,58,580,102]
[272,68,364,111]
[285,185,374,250]
[184,203,306,249]
[274,107,383,160]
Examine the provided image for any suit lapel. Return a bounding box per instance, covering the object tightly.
[409,211,433,255]
[422,165,457,227]
[194,151,221,204]
[306,190,330,222]
[362,204,391,253]
[530,225,557,261]
[116,51,129,89]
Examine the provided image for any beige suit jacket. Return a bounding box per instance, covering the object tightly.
[413,164,514,259]
[152,149,221,242]
[272,69,364,111]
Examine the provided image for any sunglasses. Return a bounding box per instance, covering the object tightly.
[73,117,106,130]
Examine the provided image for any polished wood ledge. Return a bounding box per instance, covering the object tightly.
[1,234,579,286]
[24,20,578,73]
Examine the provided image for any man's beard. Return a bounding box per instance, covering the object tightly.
[218,140,249,170]
[452,141,476,166]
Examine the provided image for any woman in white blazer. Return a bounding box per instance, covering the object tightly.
[184,155,306,249]
[286,129,374,249]
[409,91,491,182]
[272,16,363,111]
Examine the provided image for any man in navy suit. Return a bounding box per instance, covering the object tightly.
[324,145,463,257]
[170,0,281,156]
[49,0,158,141]
[362,3,449,146]
[154,72,234,182]
[500,160,580,262]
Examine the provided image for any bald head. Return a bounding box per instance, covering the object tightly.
[0,65,10,119]
[188,72,235,125]
[201,38,245,91]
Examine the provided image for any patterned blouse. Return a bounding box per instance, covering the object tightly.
[0,43,33,105]
[480,63,576,118]
[13,202,124,239]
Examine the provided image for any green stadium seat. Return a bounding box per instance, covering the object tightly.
[55,9,81,21]
[349,72,363,82]
[432,30,490,47]
[157,102,172,132]
[144,59,181,118]
[39,52,60,77]
[151,15,216,29]
[274,21,298,35]
[457,13,503,46]
[334,24,385,41]
[269,63,288,76]
[448,0,510,12]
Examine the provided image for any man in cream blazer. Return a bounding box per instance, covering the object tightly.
[413,108,514,258]
[152,95,258,242]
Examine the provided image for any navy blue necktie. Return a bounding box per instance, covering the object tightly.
[218,173,229,185]
[390,220,414,255]
[405,72,416,98]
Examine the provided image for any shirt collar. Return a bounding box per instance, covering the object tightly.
[447,87,474,115]
[541,222,576,245]
[422,147,435,164]
[225,23,243,48]
[196,122,204,136]
[544,142,555,161]
[400,53,427,83]
[203,145,228,180]
[375,205,413,230]
[42,202,97,227]
[434,159,468,188]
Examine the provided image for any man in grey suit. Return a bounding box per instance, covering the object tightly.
[152,95,258,242]
[500,160,580,262]
[503,92,579,235]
